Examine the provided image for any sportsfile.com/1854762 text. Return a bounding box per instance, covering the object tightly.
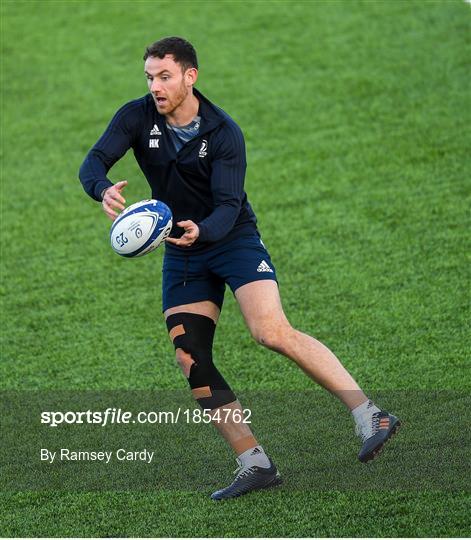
[40,407,252,427]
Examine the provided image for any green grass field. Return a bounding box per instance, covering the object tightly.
[1,0,470,536]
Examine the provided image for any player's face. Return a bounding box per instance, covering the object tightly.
[145,55,197,116]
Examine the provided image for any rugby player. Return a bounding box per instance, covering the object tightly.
[79,36,400,500]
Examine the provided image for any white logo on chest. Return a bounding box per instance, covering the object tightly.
[199,139,208,158]
[149,139,160,148]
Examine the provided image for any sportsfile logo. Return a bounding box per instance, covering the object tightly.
[40,407,252,427]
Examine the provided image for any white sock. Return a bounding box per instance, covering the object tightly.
[238,445,271,469]
[351,399,381,429]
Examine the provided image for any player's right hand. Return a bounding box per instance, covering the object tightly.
[102,180,128,221]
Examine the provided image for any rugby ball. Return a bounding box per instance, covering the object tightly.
[110,199,172,257]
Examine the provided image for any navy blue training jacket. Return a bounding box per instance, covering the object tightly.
[79,88,258,252]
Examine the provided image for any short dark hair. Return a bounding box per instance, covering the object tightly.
[143,36,198,71]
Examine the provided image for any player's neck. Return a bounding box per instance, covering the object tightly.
[166,92,199,127]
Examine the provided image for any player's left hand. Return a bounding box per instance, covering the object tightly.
[165,220,200,247]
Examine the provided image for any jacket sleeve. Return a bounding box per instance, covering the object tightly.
[197,121,247,243]
[79,104,138,201]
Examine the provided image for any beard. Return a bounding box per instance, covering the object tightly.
[162,81,189,116]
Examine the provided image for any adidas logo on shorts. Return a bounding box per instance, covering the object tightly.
[257,260,273,273]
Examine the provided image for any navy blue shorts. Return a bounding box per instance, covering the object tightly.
[162,232,278,312]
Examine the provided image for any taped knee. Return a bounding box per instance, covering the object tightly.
[166,312,236,410]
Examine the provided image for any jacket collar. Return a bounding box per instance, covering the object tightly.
[150,88,225,136]
[192,87,226,134]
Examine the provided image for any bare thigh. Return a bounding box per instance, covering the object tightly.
[164,300,221,324]
[234,280,291,343]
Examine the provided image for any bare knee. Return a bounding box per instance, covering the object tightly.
[175,348,195,378]
[251,323,296,354]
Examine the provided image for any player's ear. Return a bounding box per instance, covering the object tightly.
[185,67,198,86]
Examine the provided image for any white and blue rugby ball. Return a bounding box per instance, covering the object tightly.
[110,199,172,258]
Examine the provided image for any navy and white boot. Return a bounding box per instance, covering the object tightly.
[211,457,282,500]
[356,410,401,462]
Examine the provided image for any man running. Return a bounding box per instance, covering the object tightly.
[79,36,400,500]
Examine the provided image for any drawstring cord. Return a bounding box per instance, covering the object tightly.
[183,255,189,287]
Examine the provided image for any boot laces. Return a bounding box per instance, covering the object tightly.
[233,458,256,479]
[356,412,381,442]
